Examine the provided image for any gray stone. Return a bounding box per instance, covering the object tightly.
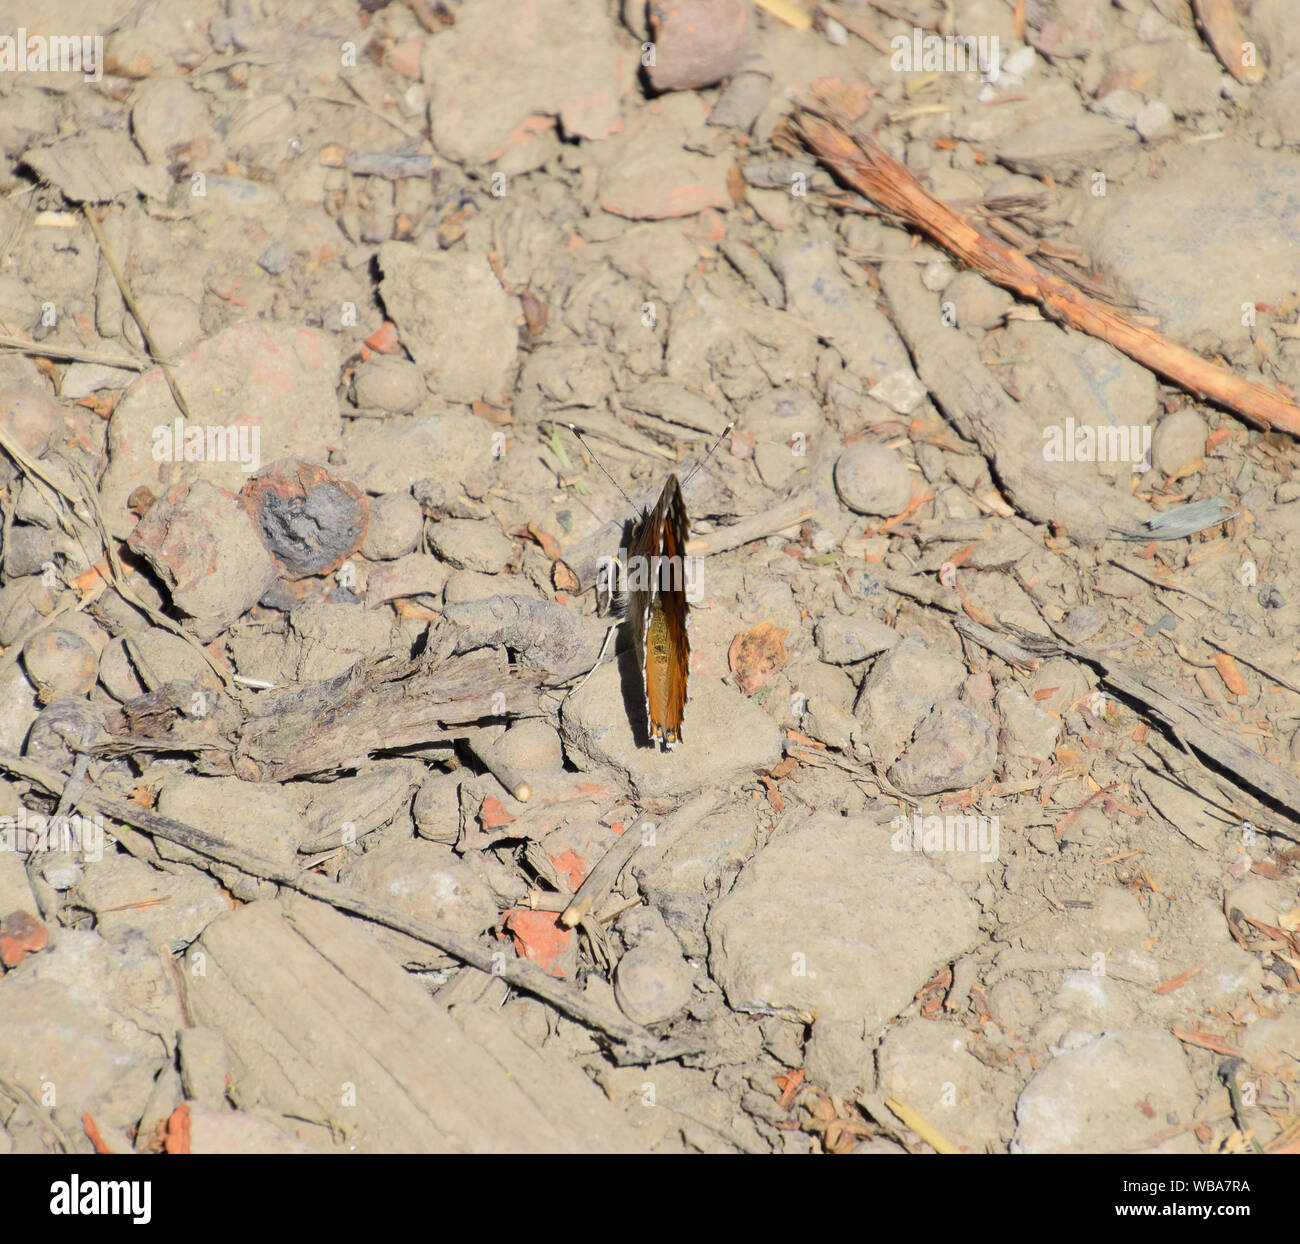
[1079,140,1300,345]
[803,695,855,750]
[299,763,421,852]
[156,774,306,883]
[815,614,896,664]
[614,941,695,1025]
[1014,1029,1197,1154]
[772,236,912,386]
[996,113,1137,178]
[995,686,1062,763]
[560,652,782,799]
[377,244,516,405]
[413,771,462,844]
[636,804,762,957]
[854,637,965,764]
[887,700,998,796]
[427,518,515,574]
[1134,99,1175,143]
[98,630,225,703]
[73,853,228,953]
[1149,409,1207,476]
[944,271,1014,329]
[337,839,498,968]
[834,443,912,516]
[874,1019,1010,1151]
[708,813,982,1095]
[353,357,426,415]
[361,492,424,561]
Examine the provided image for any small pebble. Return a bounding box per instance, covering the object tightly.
[138,294,203,361]
[815,614,896,665]
[3,524,56,579]
[1134,99,1175,143]
[98,631,224,702]
[0,575,59,647]
[491,720,562,772]
[361,492,424,561]
[257,242,291,275]
[427,518,515,574]
[921,258,956,292]
[1095,88,1143,125]
[646,0,753,92]
[867,370,927,415]
[1149,409,1206,476]
[413,771,462,844]
[944,271,1013,329]
[0,275,39,331]
[833,443,913,516]
[23,629,96,698]
[40,856,84,891]
[707,70,772,131]
[352,356,426,415]
[804,695,855,750]
[26,698,104,773]
[1000,45,1036,80]
[613,942,695,1025]
[0,387,61,456]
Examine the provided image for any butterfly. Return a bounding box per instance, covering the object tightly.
[625,473,691,748]
[566,422,732,750]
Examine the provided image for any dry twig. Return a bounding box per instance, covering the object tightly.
[795,109,1300,438]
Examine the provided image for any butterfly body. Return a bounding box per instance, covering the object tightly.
[625,474,690,749]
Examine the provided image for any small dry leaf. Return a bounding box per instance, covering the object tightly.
[552,560,579,593]
[128,784,156,808]
[728,621,788,695]
[726,161,747,206]
[520,288,548,336]
[524,521,562,561]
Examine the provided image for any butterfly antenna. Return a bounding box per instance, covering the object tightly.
[565,424,635,510]
[681,420,735,489]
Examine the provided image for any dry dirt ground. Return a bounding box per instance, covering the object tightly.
[0,0,1297,1155]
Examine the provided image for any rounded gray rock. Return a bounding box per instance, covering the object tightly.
[613,942,695,1025]
[833,443,912,516]
[1150,409,1206,476]
[646,0,753,92]
[23,628,96,697]
[361,492,424,561]
[353,356,426,415]
[492,719,562,773]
